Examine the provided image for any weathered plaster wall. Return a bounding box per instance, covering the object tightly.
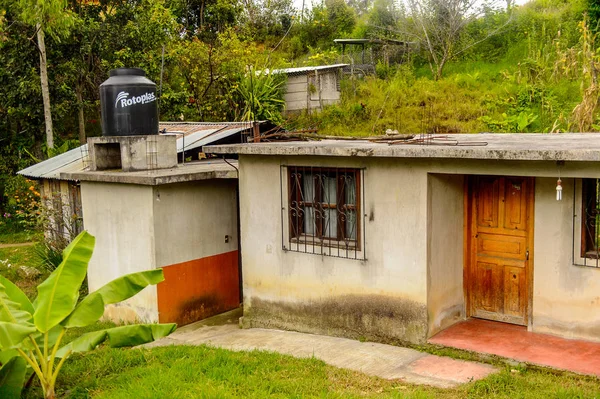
[239,155,430,344]
[427,174,465,337]
[284,72,341,112]
[533,177,600,341]
[152,180,238,266]
[238,154,600,344]
[80,182,158,323]
[152,180,240,324]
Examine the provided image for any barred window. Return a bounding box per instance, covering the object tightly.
[286,166,362,259]
[582,178,600,260]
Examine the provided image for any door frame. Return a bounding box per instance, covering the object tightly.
[463,175,535,329]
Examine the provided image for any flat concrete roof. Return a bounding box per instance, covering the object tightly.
[62,159,238,186]
[205,133,600,162]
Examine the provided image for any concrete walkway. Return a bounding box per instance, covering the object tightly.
[0,242,35,249]
[146,311,496,388]
[430,318,600,377]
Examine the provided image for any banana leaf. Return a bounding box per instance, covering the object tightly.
[0,280,32,325]
[56,323,177,358]
[62,269,165,328]
[0,356,26,399]
[0,349,17,365]
[33,231,95,333]
[0,276,33,320]
[0,322,36,349]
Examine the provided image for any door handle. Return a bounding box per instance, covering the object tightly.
[526,250,529,260]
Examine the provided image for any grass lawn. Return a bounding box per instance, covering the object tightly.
[0,232,597,399]
[0,243,45,298]
[17,341,600,399]
[0,230,39,244]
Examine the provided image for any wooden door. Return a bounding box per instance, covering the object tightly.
[468,176,533,326]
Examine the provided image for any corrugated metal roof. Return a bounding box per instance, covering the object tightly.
[334,38,411,45]
[18,145,88,182]
[18,122,255,181]
[270,64,349,76]
[189,127,247,149]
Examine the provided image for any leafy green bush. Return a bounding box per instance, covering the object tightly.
[0,231,176,399]
[2,176,41,233]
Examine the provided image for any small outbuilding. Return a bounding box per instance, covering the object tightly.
[206,133,600,345]
[272,64,348,113]
[63,135,241,326]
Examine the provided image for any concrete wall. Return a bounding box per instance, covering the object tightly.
[284,71,341,112]
[152,180,240,324]
[153,180,238,266]
[239,155,430,344]
[532,177,600,342]
[81,179,241,326]
[88,135,177,172]
[81,182,159,323]
[238,155,600,344]
[427,174,465,337]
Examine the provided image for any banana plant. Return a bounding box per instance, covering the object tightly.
[0,231,176,399]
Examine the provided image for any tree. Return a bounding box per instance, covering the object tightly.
[240,0,294,42]
[61,0,178,142]
[13,0,75,150]
[368,0,399,29]
[325,0,357,36]
[168,0,241,40]
[589,0,600,32]
[347,0,372,17]
[0,231,176,399]
[405,0,506,80]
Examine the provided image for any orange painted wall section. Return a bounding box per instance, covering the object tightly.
[157,250,240,325]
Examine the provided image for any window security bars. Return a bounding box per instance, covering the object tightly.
[282,166,365,260]
[580,178,600,267]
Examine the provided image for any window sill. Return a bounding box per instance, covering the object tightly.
[582,251,600,259]
[290,236,359,251]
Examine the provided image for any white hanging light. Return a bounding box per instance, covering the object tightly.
[556,178,563,201]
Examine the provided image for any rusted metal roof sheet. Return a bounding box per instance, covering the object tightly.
[18,122,254,181]
[161,121,253,152]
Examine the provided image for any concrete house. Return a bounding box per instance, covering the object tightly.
[273,65,348,113]
[206,133,600,345]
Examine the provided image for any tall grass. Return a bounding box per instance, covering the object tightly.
[286,0,594,135]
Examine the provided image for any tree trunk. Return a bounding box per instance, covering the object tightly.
[37,25,54,150]
[76,81,86,144]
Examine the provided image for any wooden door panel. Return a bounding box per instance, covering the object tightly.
[477,233,527,260]
[504,178,528,231]
[469,176,532,327]
[476,225,527,237]
[476,178,499,228]
[474,262,504,313]
[504,266,526,319]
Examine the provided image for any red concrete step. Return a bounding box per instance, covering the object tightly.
[429,318,600,377]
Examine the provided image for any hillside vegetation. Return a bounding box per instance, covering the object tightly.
[289,0,596,135]
[0,0,598,211]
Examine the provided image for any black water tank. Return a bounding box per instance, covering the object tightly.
[99,68,158,136]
